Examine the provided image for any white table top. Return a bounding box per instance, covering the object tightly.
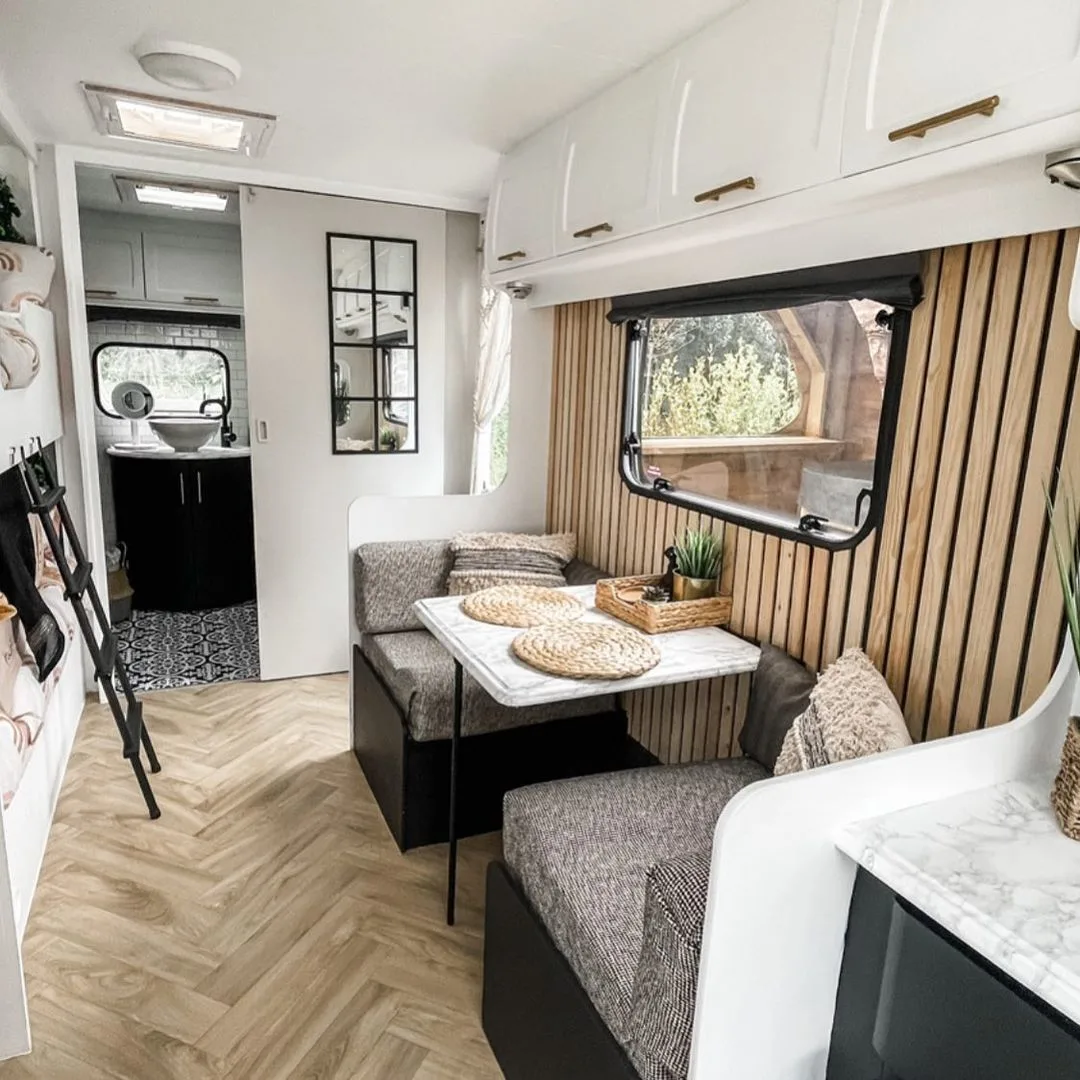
[413,584,760,708]
[836,774,1080,1027]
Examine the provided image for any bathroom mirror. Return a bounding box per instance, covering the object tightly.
[328,232,418,454]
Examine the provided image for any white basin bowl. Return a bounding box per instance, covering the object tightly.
[148,417,219,452]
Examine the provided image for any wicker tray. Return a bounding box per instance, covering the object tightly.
[595,575,732,635]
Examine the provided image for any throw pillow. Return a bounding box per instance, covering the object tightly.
[739,642,816,772]
[447,532,576,595]
[775,647,910,775]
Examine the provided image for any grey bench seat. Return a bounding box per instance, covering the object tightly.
[502,757,768,1080]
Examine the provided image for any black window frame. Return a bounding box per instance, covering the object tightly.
[326,231,419,456]
[91,341,232,419]
[615,255,922,551]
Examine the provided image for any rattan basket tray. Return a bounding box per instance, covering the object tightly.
[595,575,732,635]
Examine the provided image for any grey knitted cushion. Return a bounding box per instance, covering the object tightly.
[353,540,452,634]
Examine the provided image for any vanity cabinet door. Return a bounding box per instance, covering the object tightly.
[843,0,1080,175]
[188,457,256,609]
[112,457,196,612]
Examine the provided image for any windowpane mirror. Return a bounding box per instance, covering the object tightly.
[622,285,915,548]
[328,233,418,454]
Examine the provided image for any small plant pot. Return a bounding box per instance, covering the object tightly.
[672,573,718,602]
[1052,717,1080,841]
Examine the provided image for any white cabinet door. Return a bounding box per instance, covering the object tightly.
[81,222,145,302]
[143,230,244,309]
[485,124,563,274]
[844,0,1080,175]
[660,0,853,227]
[556,62,672,254]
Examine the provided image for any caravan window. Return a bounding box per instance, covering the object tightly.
[616,257,922,549]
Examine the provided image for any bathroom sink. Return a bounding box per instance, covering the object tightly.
[148,417,220,452]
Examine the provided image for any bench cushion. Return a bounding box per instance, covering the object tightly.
[354,540,452,635]
[362,630,614,741]
[502,758,767,1062]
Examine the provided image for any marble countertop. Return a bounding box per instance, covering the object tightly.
[837,775,1080,1027]
[106,445,251,461]
[414,584,760,708]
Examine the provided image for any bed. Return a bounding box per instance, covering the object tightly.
[0,500,84,1060]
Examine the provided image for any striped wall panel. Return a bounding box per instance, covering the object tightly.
[546,229,1080,762]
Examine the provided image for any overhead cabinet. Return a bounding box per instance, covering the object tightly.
[660,0,854,226]
[556,63,671,254]
[486,126,563,273]
[842,0,1080,174]
[81,216,244,311]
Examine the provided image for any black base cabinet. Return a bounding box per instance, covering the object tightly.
[828,869,1080,1080]
[111,454,256,613]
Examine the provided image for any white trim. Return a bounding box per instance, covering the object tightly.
[0,78,37,162]
[59,142,486,215]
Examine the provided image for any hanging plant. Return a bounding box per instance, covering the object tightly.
[0,176,25,245]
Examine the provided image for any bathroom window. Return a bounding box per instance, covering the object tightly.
[93,343,231,418]
[327,233,418,454]
[616,255,923,549]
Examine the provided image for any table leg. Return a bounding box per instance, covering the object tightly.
[447,658,463,926]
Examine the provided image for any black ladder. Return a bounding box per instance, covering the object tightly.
[18,452,162,819]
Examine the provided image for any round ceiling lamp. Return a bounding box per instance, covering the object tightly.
[133,37,241,92]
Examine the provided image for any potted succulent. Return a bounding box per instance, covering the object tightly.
[670,528,724,602]
[1047,480,1080,840]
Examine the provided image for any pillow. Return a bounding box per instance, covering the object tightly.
[739,642,816,771]
[0,244,55,312]
[447,532,576,596]
[775,648,910,775]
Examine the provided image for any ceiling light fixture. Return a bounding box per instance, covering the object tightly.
[82,84,276,157]
[133,182,230,212]
[134,37,241,92]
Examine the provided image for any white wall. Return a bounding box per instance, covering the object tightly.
[241,186,479,679]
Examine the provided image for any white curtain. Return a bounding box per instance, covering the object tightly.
[471,284,513,493]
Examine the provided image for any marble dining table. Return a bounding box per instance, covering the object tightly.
[414,583,761,923]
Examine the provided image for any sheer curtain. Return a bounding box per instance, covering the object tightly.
[471,284,512,493]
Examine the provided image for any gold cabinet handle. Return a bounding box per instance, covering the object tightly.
[572,222,614,240]
[888,95,1000,142]
[183,295,221,304]
[497,250,527,262]
[694,176,756,204]
[86,288,118,297]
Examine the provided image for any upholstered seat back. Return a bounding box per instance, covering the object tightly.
[353,539,453,635]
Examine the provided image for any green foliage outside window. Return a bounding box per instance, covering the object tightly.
[489,398,510,489]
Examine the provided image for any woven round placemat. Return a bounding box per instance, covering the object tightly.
[460,585,585,628]
[512,621,661,680]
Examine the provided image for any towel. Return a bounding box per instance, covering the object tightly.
[0,468,63,683]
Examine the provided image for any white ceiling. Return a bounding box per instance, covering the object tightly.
[75,164,242,223]
[0,0,742,206]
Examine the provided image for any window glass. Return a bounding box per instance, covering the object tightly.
[625,299,901,546]
[93,343,229,417]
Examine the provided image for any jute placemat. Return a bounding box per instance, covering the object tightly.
[512,621,661,680]
[460,585,585,628]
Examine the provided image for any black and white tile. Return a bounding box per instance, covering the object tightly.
[116,602,260,692]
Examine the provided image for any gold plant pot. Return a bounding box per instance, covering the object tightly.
[1052,717,1080,841]
[672,573,718,602]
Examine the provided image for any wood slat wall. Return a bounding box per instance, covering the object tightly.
[546,230,1080,762]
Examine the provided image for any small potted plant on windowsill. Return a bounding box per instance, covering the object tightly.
[670,528,724,602]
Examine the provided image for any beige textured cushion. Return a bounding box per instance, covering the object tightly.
[447,532,576,595]
[774,648,910,775]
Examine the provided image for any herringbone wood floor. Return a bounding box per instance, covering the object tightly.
[1,675,504,1080]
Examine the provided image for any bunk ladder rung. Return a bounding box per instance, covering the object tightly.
[15,450,163,820]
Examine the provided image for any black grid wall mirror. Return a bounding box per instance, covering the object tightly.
[326,232,418,454]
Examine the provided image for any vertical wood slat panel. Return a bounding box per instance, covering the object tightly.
[546,233,1079,763]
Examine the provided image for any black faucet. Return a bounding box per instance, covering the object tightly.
[199,397,237,446]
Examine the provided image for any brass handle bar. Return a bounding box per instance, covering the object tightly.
[888,95,1000,142]
[86,288,118,297]
[572,222,614,240]
[497,250,527,262]
[183,295,221,304]
[694,176,756,204]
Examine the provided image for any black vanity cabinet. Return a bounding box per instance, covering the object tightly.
[111,454,256,612]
